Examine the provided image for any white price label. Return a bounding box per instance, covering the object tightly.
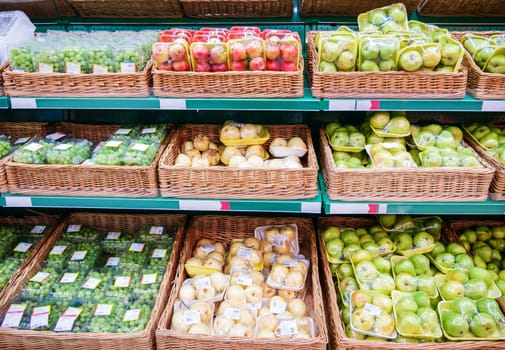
[60,272,79,283]
[46,132,66,141]
[237,247,252,259]
[94,304,113,316]
[184,310,201,325]
[123,309,141,322]
[120,62,136,73]
[363,303,382,317]
[104,140,122,148]
[67,224,81,233]
[142,127,156,134]
[273,233,287,247]
[152,248,167,259]
[223,308,241,320]
[106,231,121,240]
[105,257,120,266]
[141,273,157,285]
[283,259,298,267]
[129,243,145,252]
[71,251,87,261]
[1,304,26,328]
[54,143,73,151]
[279,319,298,336]
[38,63,53,73]
[193,276,211,290]
[82,277,101,290]
[54,308,81,332]
[115,128,131,135]
[30,305,50,329]
[14,242,32,252]
[25,143,43,152]
[131,143,149,152]
[149,226,164,235]
[14,137,30,145]
[114,276,131,288]
[30,271,50,283]
[270,299,287,314]
[92,64,108,74]
[65,62,81,74]
[200,244,215,254]
[237,272,253,287]
[30,225,47,234]
[50,245,67,255]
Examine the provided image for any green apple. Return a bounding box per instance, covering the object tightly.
[442,310,469,337]
[322,226,341,242]
[394,259,416,276]
[463,279,488,300]
[372,256,391,274]
[480,132,499,149]
[447,242,467,255]
[396,272,418,292]
[451,297,478,321]
[318,60,337,72]
[360,59,380,72]
[410,254,430,275]
[387,116,410,135]
[367,133,384,144]
[362,241,380,256]
[435,252,455,269]
[472,125,491,140]
[424,216,443,237]
[413,231,435,248]
[469,312,497,337]
[486,54,505,74]
[398,311,423,335]
[399,50,423,72]
[473,255,488,269]
[361,41,380,60]
[440,280,465,300]
[371,274,395,295]
[440,43,462,66]
[355,260,378,281]
[445,125,464,144]
[416,274,437,296]
[396,295,418,314]
[422,124,443,135]
[325,238,344,258]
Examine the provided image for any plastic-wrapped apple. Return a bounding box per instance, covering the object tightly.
[240,124,258,139]
[188,323,211,335]
[220,124,241,140]
[202,149,220,166]
[288,298,307,317]
[276,254,295,265]
[248,249,262,267]
[217,300,235,315]
[282,158,303,169]
[175,153,191,166]
[179,283,196,302]
[193,134,210,151]
[226,284,247,304]
[337,51,356,71]
[229,155,247,168]
[290,260,308,275]
[228,256,248,272]
[280,225,297,242]
[195,283,217,300]
[229,241,246,256]
[258,306,272,317]
[171,309,191,332]
[386,116,410,135]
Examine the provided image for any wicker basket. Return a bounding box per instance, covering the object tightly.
[181,0,292,18]
[158,124,319,199]
[3,60,153,97]
[0,212,187,350]
[463,126,505,200]
[320,127,495,202]
[152,59,304,98]
[0,121,53,193]
[5,122,173,197]
[67,0,183,18]
[447,219,505,243]
[0,214,60,309]
[0,0,77,18]
[317,216,505,350]
[156,215,328,350]
[418,0,505,17]
[299,0,419,17]
[306,31,468,99]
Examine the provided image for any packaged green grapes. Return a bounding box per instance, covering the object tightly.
[46,138,93,165]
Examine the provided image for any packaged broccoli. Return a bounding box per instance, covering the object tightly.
[46,138,92,165]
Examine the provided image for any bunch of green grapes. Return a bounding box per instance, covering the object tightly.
[92,139,129,166]
[138,124,168,143]
[21,267,60,300]
[0,226,18,260]
[89,47,115,73]
[121,139,160,166]
[119,243,148,273]
[67,242,101,272]
[9,46,34,72]
[104,274,136,302]
[59,48,91,74]
[76,270,114,301]
[0,259,21,290]
[0,136,13,158]
[116,302,153,333]
[12,139,54,164]
[32,48,61,72]
[87,301,126,333]
[62,226,101,243]
[46,139,92,165]
[51,272,85,300]
[101,231,135,255]
[45,241,73,270]
[110,126,140,141]
[133,268,162,303]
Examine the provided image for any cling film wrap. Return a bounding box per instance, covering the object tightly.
[398,43,443,72]
[483,46,505,74]
[408,20,449,43]
[365,142,418,169]
[436,35,465,72]
[227,36,265,71]
[358,35,400,72]
[357,3,409,34]
[317,34,358,72]
[152,40,192,71]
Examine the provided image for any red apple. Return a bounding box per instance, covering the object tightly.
[229,42,247,61]
[209,45,227,65]
[266,59,280,71]
[245,39,263,58]
[192,44,210,63]
[230,60,247,71]
[168,42,187,61]
[211,63,228,72]
[265,42,281,61]
[152,43,169,64]
[280,60,297,71]
[172,60,190,71]
[280,43,298,62]
[159,61,173,70]
[249,56,265,71]
[195,62,211,72]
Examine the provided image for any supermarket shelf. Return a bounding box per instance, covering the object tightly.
[0,96,9,109]
[1,191,322,213]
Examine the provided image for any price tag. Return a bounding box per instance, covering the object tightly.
[123,309,141,322]
[273,233,287,247]
[270,298,287,314]
[283,259,298,267]
[65,62,81,74]
[141,273,157,285]
[279,319,298,336]
[1,304,26,328]
[38,63,53,73]
[105,231,121,240]
[67,224,81,233]
[120,62,136,73]
[50,245,67,255]
[92,65,108,74]
[159,99,186,110]
[184,310,201,325]
[60,272,79,283]
[200,244,215,254]
[131,143,149,152]
[193,276,211,289]
[10,98,36,109]
[25,143,43,152]
[30,271,50,283]
[364,303,382,317]
[14,242,32,252]
[105,257,120,266]
[129,243,145,252]
[71,251,87,261]
[152,248,167,259]
[223,308,241,320]
[237,247,252,259]
[114,276,131,288]
[142,127,156,134]
[30,305,50,329]
[94,304,113,316]
[237,272,253,287]
[149,226,164,235]
[54,143,73,151]
[115,128,132,135]
[54,307,81,332]
[328,99,356,111]
[82,277,101,290]
[46,132,66,141]
[30,225,47,234]
[104,140,122,148]
[14,137,30,145]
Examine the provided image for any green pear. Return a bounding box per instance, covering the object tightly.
[442,310,469,337]
[474,245,493,263]
[378,214,396,228]
[360,59,380,71]
[486,54,505,74]
[330,130,349,147]
[435,252,455,269]
[440,280,465,300]
[472,125,491,141]
[326,122,341,136]
[468,266,493,288]
[447,242,467,255]
[480,132,499,150]
[476,225,493,241]
[436,129,458,149]
[469,312,497,337]
[422,124,443,135]
[394,258,416,275]
[445,125,464,144]
[430,241,446,258]
[322,226,341,242]
[451,297,478,321]
[318,60,337,72]
[455,253,474,270]
[460,228,477,243]
[473,255,488,269]
[413,291,431,308]
[476,297,505,323]
[463,279,488,300]
[492,226,505,239]
[398,311,423,335]
[410,254,430,275]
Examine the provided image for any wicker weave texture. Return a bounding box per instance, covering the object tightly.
[67,0,183,17]
[158,124,319,199]
[299,0,419,17]
[319,127,495,202]
[152,60,304,98]
[156,215,328,350]
[181,0,293,18]
[3,60,153,97]
[5,123,173,197]
[418,0,505,17]
[306,31,468,99]
[316,216,505,350]
[0,212,187,350]
[0,0,76,17]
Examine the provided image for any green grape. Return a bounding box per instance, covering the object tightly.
[104,274,136,302]
[0,226,18,260]
[21,267,60,300]
[66,242,101,272]
[92,139,129,166]
[133,268,162,304]
[11,240,36,260]
[138,224,175,245]
[46,139,92,165]
[147,245,171,271]
[51,272,85,300]
[10,47,34,72]
[45,241,74,270]
[116,302,153,333]
[102,231,135,254]
[110,126,141,141]
[0,137,13,158]
[59,48,91,74]
[1,299,35,329]
[119,243,148,273]
[0,259,22,290]
[87,301,126,333]
[62,225,100,243]
[32,48,60,73]
[121,139,160,166]
[138,124,168,143]
[12,139,54,164]
[71,302,94,332]
[77,270,114,301]
[20,299,68,331]
[89,47,115,73]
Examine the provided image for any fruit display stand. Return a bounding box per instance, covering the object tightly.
[179,0,293,18]
[158,124,318,199]
[316,216,505,350]
[298,0,419,17]
[0,212,187,350]
[417,0,505,17]
[155,215,328,350]
[5,122,174,198]
[66,0,183,18]
[319,126,495,202]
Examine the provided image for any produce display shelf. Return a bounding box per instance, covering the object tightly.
[0,96,9,109]
[1,190,322,213]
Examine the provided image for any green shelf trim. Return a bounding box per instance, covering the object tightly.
[0,96,9,109]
